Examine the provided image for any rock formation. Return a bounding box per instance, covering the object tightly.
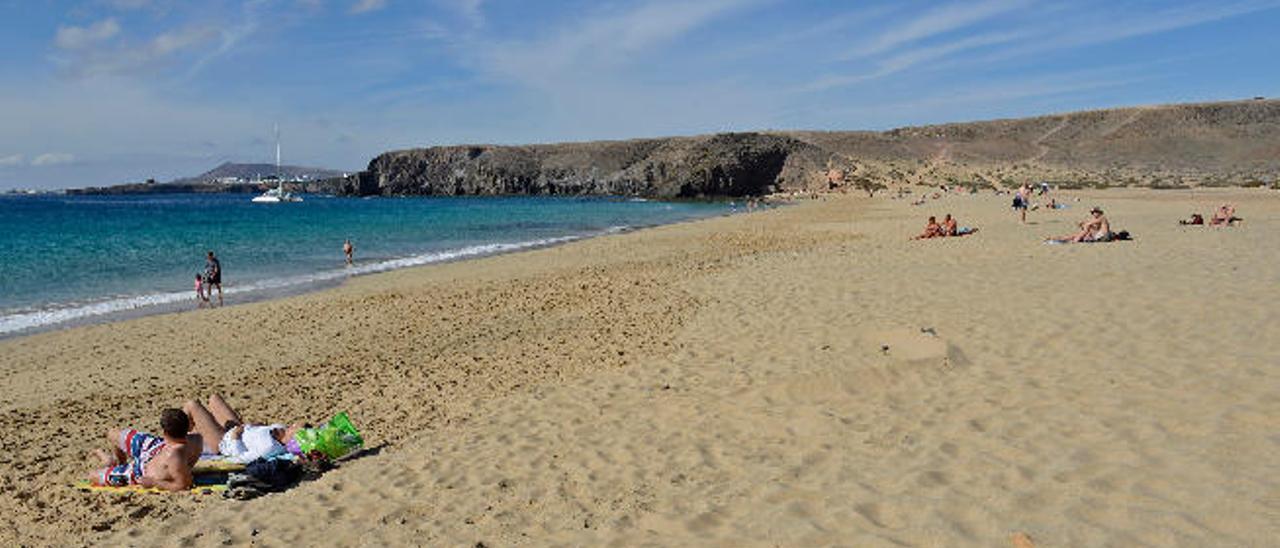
[361,133,828,198]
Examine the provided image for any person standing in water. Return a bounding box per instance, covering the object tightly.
[205,251,222,307]
[343,239,354,266]
[194,273,208,309]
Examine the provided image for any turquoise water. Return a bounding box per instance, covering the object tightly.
[0,194,730,336]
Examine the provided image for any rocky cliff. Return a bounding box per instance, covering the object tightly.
[363,133,828,198]
[351,98,1280,197]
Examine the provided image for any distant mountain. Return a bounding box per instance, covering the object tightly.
[169,162,348,184]
[67,162,352,195]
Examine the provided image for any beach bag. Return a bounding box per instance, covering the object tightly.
[243,458,301,491]
[1113,230,1131,241]
[294,412,363,460]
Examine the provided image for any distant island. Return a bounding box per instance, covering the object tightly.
[72,99,1279,198]
[66,162,350,195]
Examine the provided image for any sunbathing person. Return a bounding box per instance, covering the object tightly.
[914,216,944,239]
[1179,213,1204,225]
[88,408,200,491]
[1210,204,1242,226]
[1049,207,1111,243]
[941,214,957,236]
[940,214,978,237]
[184,394,306,463]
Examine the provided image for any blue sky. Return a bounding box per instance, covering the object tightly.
[1,0,1277,189]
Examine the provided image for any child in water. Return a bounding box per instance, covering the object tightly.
[195,273,209,308]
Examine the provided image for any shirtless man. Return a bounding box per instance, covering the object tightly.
[1013,183,1031,223]
[343,239,354,265]
[1051,207,1111,243]
[88,408,200,491]
[913,216,944,240]
[941,214,958,236]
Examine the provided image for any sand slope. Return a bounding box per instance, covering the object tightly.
[2,189,1278,546]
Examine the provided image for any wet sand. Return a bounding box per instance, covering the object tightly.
[2,188,1277,546]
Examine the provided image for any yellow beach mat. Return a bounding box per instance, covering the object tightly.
[193,458,245,474]
[73,479,228,495]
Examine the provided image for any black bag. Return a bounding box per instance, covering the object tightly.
[244,458,301,491]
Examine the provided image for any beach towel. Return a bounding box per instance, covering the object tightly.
[73,475,229,495]
[75,459,238,495]
[194,457,246,474]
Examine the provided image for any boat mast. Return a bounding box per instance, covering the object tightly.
[275,124,282,193]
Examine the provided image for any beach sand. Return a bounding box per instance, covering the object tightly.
[2,188,1278,546]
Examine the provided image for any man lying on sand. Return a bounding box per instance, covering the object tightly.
[1048,207,1111,243]
[87,408,200,491]
[184,394,306,463]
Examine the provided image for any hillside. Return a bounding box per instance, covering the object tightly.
[68,162,349,195]
[353,99,1280,198]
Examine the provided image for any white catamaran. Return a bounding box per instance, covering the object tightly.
[252,126,302,203]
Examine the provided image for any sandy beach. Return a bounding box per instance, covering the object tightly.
[2,188,1278,546]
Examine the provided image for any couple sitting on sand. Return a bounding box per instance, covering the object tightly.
[1181,204,1242,226]
[87,394,305,491]
[913,214,978,239]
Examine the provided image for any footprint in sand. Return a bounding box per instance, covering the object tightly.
[862,327,969,370]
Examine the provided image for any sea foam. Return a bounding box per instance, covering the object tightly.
[0,234,583,337]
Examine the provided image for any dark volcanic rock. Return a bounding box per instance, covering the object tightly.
[362,133,827,198]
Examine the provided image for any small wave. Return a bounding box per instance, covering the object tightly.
[0,291,192,336]
[0,233,595,337]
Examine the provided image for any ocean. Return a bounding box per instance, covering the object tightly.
[0,193,732,337]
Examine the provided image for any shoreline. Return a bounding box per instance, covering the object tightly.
[0,208,734,340]
[2,187,1276,546]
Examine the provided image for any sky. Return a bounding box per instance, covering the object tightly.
[1,0,1278,190]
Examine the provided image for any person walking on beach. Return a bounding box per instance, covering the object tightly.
[1013,183,1031,223]
[343,239,354,266]
[205,251,223,307]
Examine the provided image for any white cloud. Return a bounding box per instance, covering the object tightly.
[803,0,1280,93]
[107,0,153,8]
[55,18,121,50]
[55,25,222,78]
[0,154,23,166]
[151,27,217,55]
[849,0,1028,58]
[450,0,484,25]
[937,1,1280,74]
[803,30,1029,91]
[469,0,759,89]
[31,153,76,166]
[1024,1,1279,55]
[351,0,387,14]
